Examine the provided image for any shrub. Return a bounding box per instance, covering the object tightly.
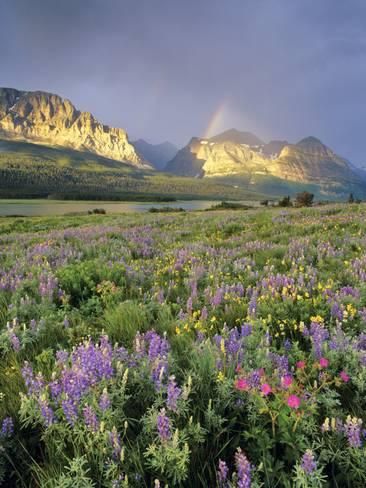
[295,191,314,207]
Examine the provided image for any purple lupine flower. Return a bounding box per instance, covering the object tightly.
[357,333,366,351]
[61,398,78,425]
[167,376,181,412]
[269,353,289,376]
[217,459,229,485]
[301,450,317,474]
[0,417,14,437]
[214,334,223,349]
[83,405,99,432]
[240,323,252,337]
[248,292,257,317]
[303,322,329,359]
[9,330,20,352]
[359,308,366,324]
[21,363,44,395]
[331,302,343,321]
[157,408,171,441]
[226,328,241,356]
[248,370,261,388]
[156,289,165,304]
[344,417,363,448]
[178,308,186,320]
[329,325,349,351]
[55,350,69,366]
[49,379,62,400]
[196,331,205,343]
[143,331,170,389]
[114,345,129,362]
[201,306,208,320]
[190,279,198,299]
[211,287,224,308]
[339,286,360,299]
[39,272,59,300]
[38,399,55,427]
[186,296,193,314]
[235,448,251,488]
[147,331,169,361]
[151,361,168,390]
[99,389,111,411]
[109,427,121,459]
[49,335,115,411]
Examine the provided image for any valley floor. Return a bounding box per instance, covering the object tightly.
[0,204,366,486]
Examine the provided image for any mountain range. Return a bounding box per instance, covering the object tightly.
[0,87,365,200]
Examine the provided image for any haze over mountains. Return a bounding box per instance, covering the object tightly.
[0,87,365,200]
[133,139,178,170]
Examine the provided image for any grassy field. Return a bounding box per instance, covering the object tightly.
[0,204,366,486]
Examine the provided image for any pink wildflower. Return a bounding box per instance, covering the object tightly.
[287,394,301,409]
[319,357,329,368]
[261,383,272,396]
[339,371,350,382]
[281,375,293,389]
[296,361,306,369]
[235,378,249,391]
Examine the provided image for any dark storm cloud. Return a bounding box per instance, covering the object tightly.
[2,0,366,163]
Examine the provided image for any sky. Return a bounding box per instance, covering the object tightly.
[2,0,366,164]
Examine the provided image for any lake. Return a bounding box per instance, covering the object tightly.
[0,199,261,216]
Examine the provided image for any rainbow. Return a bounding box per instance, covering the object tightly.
[202,100,228,139]
[202,101,266,143]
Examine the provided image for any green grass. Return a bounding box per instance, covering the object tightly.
[211,173,366,200]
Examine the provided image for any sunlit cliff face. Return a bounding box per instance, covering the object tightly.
[0,88,150,167]
[166,134,355,185]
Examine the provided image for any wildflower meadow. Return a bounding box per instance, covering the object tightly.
[0,205,366,486]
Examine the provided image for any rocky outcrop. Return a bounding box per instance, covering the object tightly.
[0,88,149,167]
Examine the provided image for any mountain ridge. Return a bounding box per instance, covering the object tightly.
[0,87,150,168]
[165,129,366,197]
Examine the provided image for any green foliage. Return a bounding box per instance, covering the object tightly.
[278,195,292,207]
[295,191,314,207]
[104,301,151,346]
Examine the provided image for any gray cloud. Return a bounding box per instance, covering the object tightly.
[2,0,366,163]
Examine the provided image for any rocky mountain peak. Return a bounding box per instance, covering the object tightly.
[296,136,327,148]
[166,129,359,190]
[0,87,149,167]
